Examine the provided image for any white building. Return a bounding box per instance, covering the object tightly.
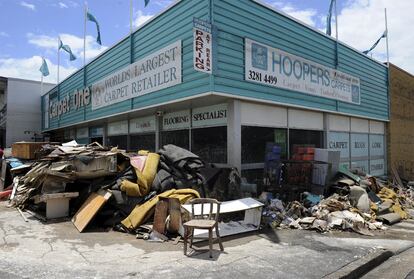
[0,77,55,147]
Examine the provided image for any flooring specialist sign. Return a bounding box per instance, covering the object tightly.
[245,38,361,104]
[91,41,182,110]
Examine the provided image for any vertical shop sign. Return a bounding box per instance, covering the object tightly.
[193,18,212,74]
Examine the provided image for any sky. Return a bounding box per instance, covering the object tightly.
[0,0,412,84]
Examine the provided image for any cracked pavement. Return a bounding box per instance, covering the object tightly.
[0,202,414,279]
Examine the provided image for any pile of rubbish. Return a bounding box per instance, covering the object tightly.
[260,167,414,236]
[1,141,240,241]
[2,140,414,240]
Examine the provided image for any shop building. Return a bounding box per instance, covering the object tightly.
[41,0,389,182]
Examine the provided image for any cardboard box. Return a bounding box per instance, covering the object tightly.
[12,142,48,159]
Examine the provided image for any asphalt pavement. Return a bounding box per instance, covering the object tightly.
[0,202,413,279]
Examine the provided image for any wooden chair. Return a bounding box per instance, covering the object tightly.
[183,198,224,258]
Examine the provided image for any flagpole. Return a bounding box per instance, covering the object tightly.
[130,0,133,34]
[84,2,87,67]
[385,8,389,65]
[57,37,60,85]
[334,0,339,67]
[40,57,44,95]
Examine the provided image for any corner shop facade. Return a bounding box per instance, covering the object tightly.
[41,0,389,181]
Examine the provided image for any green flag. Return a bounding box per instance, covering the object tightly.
[145,0,150,7]
[59,38,76,61]
[39,57,49,77]
[326,0,335,36]
[86,11,102,45]
[363,31,387,55]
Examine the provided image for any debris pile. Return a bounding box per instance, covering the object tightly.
[260,166,414,235]
[2,141,229,240]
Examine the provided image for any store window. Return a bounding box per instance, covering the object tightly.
[289,129,323,157]
[129,116,156,152]
[107,120,128,150]
[191,126,227,163]
[130,134,156,152]
[107,135,127,149]
[241,126,287,164]
[161,130,189,150]
[161,110,190,149]
[76,127,89,144]
[89,126,103,145]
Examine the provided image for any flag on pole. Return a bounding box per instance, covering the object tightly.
[39,57,50,77]
[144,0,150,7]
[86,10,102,45]
[363,31,387,55]
[326,0,335,36]
[58,38,77,61]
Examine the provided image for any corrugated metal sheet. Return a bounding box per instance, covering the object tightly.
[212,0,388,120]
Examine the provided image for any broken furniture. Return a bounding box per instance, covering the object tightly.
[32,192,79,219]
[153,197,181,235]
[183,198,223,258]
[72,189,112,232]
[11,142,50,160]
[181,197,264,241]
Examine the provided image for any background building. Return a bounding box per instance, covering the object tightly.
[0,77,54,147]
[388,63,414,180]
[41,0,389,182]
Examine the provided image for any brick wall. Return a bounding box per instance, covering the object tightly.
[388,64,414,180]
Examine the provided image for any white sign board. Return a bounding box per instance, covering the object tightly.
[370,159,385,176]
[351,160,369,173]
[369,134,384,157]
[192,103,227,128]
[327,132,349,159]
[76,127,89,139]
[108,120,128,136]
[245,38,361,104]
[193,18,212,74]
[130,116,156,134]
[162,110,190,130]
[351,133,369,158]
[91,41,182,110]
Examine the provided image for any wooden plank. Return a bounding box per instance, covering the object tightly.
[168,197,181,234]
[391,164,404,188]
[0,160,7,191]
[71,190,112,232]
[33,192,79,204]
[153,198,169,235]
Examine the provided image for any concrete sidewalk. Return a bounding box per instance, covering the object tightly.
[0,202,413,279]
[362,247,414,279]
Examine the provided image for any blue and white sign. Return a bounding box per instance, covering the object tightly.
[370,159,385,176]
[369,134,384,157]
[327,132,350,159]
[351,160,369,173]
[245,38,361,104]
[351,133,369,158]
